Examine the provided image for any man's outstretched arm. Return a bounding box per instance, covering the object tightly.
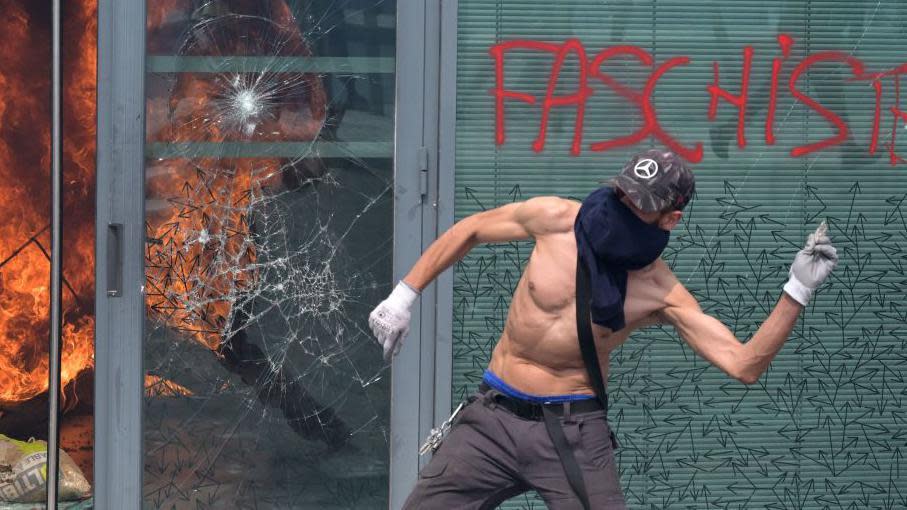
[659,224,838,384]
[369,196,573,360]
[660,289,804,384]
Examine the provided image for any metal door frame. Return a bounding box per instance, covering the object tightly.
[390,0,440,506]
[389,0,458,506]
[435,0,458,437]
[94,0,145,508]
[95,0,439,508]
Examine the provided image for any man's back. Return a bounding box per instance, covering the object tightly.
[488,196,673,396]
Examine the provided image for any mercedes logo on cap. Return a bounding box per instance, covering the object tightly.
[633,159,659,179]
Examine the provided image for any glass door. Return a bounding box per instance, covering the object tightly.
[142,0,396,507]
[0,0,96,508]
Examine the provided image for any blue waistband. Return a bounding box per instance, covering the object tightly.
[482,370,596,404]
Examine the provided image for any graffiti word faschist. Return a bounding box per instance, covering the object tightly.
[490,34,907,165]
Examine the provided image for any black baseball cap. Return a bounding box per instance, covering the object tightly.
[606,149,696,213]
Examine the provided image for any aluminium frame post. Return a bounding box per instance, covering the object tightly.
[434,0,458,453]
[390,0,431,507]
[46,0,64,506]
[95,0,146,508]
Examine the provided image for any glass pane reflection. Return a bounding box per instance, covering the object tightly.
[143,1,395,507]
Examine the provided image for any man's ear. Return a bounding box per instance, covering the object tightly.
[659,210,683,231]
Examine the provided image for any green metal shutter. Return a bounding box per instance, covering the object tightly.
[452,1,907,508]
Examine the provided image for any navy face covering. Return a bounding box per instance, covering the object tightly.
[573,187,670,331]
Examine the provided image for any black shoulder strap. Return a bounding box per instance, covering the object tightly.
[575,258,609,411]
[531,257,605,510]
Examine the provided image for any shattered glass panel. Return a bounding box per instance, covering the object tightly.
[143,1,395,507]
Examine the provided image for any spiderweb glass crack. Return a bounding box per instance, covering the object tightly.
[142,1,394,506]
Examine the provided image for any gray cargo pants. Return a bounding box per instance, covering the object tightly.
[402,386,627,509]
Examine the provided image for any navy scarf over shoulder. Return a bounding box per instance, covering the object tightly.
[573,187,670,331]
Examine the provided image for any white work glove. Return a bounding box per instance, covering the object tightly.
[783,221,838,306]
[369,281,420,361]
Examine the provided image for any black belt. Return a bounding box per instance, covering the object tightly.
[479,378,607,510]
[478,382,606,421]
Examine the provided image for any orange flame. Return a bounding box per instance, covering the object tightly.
[144,374,193,398]
[0,0,325,407]
[0,0,97,406]
[144,0,326,350]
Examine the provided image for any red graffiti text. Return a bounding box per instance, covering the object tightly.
[490,35,907,165]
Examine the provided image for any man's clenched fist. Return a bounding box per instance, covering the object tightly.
[783,221,838,306]
[369,281,420,361]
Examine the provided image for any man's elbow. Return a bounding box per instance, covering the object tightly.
[719,345,762,385]
[734,370,761,385]
[728,359,761,385]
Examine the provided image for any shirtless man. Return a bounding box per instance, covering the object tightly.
[368,150,838,509]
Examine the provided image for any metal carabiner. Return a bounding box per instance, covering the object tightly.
[419,401,466,455]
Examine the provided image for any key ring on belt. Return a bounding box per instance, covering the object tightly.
[418,401,466,456]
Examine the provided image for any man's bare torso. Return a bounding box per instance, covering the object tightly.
[488,199,676,396]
